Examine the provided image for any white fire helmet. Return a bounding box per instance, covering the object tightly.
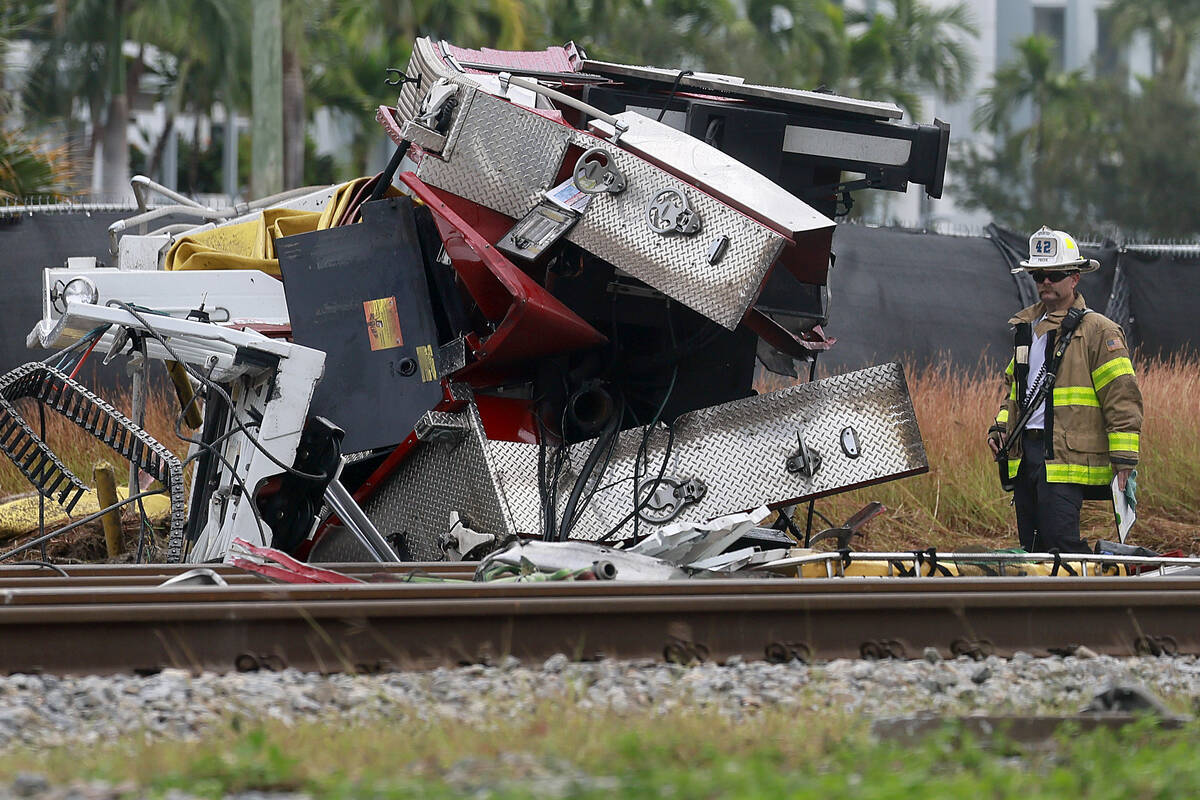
[1014,226,1099,274]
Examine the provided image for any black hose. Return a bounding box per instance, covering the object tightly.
[556,394,623,542]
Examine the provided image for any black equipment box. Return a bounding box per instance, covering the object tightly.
[277,196,443,454]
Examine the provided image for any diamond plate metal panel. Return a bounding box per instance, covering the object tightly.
[396,38,460,123]
[434,85,479,160]
[564,130,785,330]
[413,88,786,330]
[417,91,572,218]
[555,362,926,541]
[362,385,523,560]
[487,438,543,535]
[392,41,480,160]
[365,365,925,555]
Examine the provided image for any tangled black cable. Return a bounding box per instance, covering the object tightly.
[169,356,268,544]
[656,70,694,123]
[555,392,625,542]
[108,300,328,483]
[41,324,110,370]
[590,300,681,545]
[536,396,572,542]
[595,419,677,545]
[563,396,625,535]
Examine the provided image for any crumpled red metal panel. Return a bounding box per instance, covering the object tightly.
[400,172,607,385]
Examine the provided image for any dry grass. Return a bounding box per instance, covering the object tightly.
[0,387,188,495]
[0,387,188,561]
[761,356,1200,554]
[2,358,1197,561]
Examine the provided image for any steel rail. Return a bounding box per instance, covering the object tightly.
[0,562,476,579]
[1,577,1199,675]
[2,575,1199,602]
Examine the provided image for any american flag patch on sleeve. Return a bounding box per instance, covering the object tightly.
[1106,337,1122,351]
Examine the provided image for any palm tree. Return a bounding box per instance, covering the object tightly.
[964,35,1092,227]
[0,131,74,198]
[300,0,532,181]
[20,0,247,197]
[740,0,846,87]
[844,0,977,118]
[1106,0,1200,89]
[389,0,529,50]
[134,0,249,188]
[975,36,1086,146]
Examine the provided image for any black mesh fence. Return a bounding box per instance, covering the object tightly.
[2,211,1196,380]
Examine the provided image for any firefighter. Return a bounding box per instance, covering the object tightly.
[987,227,1143,552]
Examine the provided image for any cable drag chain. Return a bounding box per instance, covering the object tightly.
[0,394,88,510]
[0,362,187,561]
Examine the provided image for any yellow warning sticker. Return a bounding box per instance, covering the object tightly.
[417,344,438,382]
[363,297,403,351]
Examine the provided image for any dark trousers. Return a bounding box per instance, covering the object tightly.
[1014,431,1088,553]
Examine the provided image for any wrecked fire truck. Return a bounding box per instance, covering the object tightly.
[2,38,952,572]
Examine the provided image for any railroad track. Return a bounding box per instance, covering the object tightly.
[2,565,1199,676]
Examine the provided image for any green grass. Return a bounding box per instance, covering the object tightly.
[3,709,1199,798]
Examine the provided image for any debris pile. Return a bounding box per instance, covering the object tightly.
[2,37,953,567]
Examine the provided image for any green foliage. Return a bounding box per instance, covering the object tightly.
[6,711,1200,799]
[955,41,1200,239]
[1106,0,1200,90]
[844,0,977,117]
[0,130,71,199]
[956,0,1200,240]
[154,724,302,797]
[9,0,978,187]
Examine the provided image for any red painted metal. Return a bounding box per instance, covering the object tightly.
[773,232,833,286]
[377,105,405,147]
[742,309,835,356]
[229,538,364,585]
[400,173,607,385]
[475,394,539,444]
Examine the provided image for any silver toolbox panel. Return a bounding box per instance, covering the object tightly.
[563,129,786,330]
[415,89,787,330]
[395,38,462,123]
[361,386,525,561]
[417,90,572,218]
[365,363,926,553]
[540,361,927,541]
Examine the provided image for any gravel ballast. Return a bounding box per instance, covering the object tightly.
[2,654,1199,748]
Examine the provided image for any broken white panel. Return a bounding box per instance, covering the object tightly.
[689,546,791,572]
[116,234,173,270]
[626,527,707,562]
[477,539,688,581]
[688,546,759,572]
[440,510,497,560]
[32,301,307,384]
[471,74,539,109]
[629,506,770,565]
[27,269,288,355]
